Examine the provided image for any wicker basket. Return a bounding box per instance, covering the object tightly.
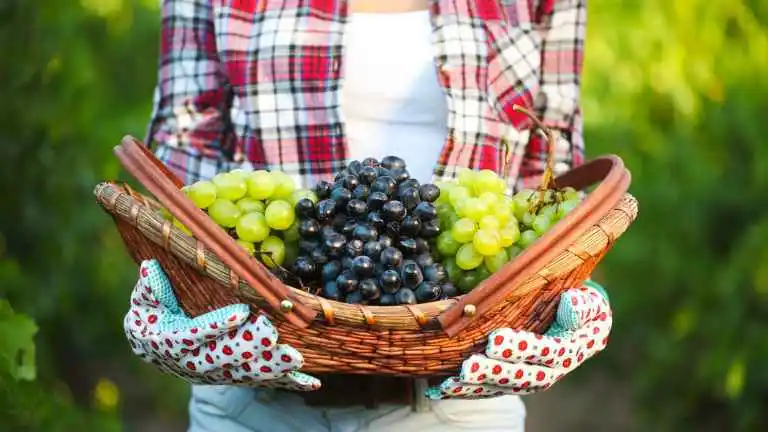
[95,136,637,377]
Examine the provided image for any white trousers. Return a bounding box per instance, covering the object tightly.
[189,385,526,432]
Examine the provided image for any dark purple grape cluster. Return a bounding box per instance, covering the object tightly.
[291,156,458,305]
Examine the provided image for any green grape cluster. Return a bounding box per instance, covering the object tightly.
[166,168,316,271]
[433,168,583,294]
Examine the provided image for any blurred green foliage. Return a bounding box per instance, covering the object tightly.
[583,1,768,430]
[0,0,766,431]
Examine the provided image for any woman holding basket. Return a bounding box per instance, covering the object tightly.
[125,0,613,430]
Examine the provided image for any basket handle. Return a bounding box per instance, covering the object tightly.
[113,136,316,328]
[437,155,631,337]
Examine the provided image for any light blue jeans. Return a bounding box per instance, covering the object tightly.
[188,385,526,431]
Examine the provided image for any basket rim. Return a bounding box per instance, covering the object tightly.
[94,180,638,331]
[107,136,636,335]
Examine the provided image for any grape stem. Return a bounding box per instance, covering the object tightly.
[511,104,558,212]
[252,251,308,291]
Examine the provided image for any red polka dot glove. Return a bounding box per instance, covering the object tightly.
[425,281,612,399]
[124,259,321,391]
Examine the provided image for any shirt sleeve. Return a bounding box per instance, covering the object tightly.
[518,0,587,188]
[145,0,231,156]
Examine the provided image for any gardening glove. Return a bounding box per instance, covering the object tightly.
[124,259,321,391]
[426,280,611,399]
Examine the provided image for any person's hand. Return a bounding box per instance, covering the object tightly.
[426,280,611,399]
[124,259,320,391]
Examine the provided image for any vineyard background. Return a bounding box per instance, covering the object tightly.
[2,1,768,430]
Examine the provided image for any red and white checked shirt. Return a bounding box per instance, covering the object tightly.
[146,0,586,189]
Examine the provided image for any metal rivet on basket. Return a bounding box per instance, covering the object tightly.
[463,304,476,317]
[280,299,294,313]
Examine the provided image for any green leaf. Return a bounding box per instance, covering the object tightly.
[0,299,38,381]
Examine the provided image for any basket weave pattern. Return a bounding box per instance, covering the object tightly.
[96,180,637,376]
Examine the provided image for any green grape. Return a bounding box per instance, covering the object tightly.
[229,168,252,180]
[247,170,276,200]
[439,210,459,232]
[562,187,581,202]
[173,218,193,236]
[235,212,270,243]
[479,215,501,230]
[493,198,514,226]
[456,243,484,270]
[283,242,299,268]
[435,181,456,204]
[513,188,536,202]
[462,197,490,222]
[539,204,558,221]
[270,171,296,199]
[443,257,463,283]
[485,249,509,273]
[449,186,471,209]
[512,189,536,219]
[506,245,523,258]
[521,211,536,227]
[452,197,468,218]
[436,203,453,217]
[282,221,301,242]
[290,189,318,207]
[212,172,247,201]
[236,197,265,214]
[259,236,285,268]
[186,180,217,209]
[472,265,491,283]
[457,168,476,189]
[557,198,580,219]
[478,191,499,209]
[451,218,477,243]
[436,231,461,256]
[456,271,480,293]
[474,170,504,195]
[436,203,455,223]
[473,228,502,256]
[264,200,295,230]
[208,199,241,228]
[518,229,539,248]
[499,222,521,247]
[532,213,554,235]
[236,239,256,256]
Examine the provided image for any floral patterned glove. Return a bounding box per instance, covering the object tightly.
[124,259,321,391]
[426,280,612,399]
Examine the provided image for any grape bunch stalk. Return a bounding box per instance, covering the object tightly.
[168,169,317,273]
[290,156,458,305]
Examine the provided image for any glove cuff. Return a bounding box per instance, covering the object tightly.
[584,279,610,304]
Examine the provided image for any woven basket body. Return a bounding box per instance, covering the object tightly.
[96,136,637,377]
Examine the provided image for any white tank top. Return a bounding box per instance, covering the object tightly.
[340,10,448,184]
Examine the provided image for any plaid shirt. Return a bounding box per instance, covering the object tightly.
[147,0,586,189]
